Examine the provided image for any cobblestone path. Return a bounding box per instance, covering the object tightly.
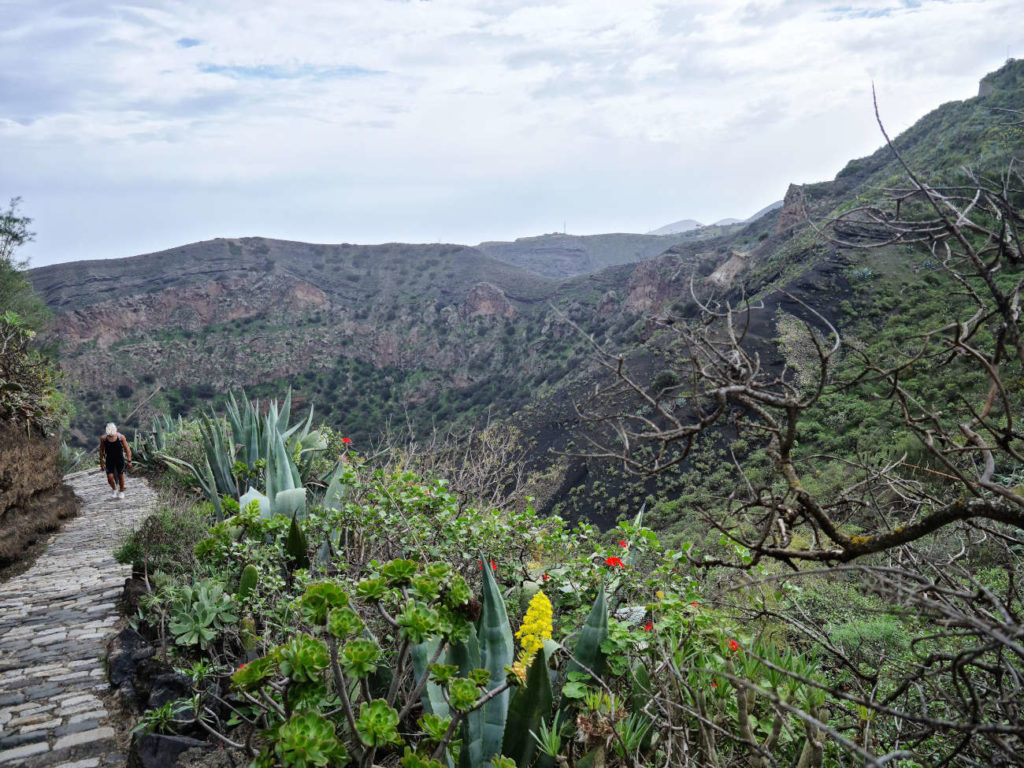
[0,469,156,767]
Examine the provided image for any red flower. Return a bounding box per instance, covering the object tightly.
[341,437,351,444]
[690,600,699,607]
[541,573,550,581]
[617,540,628,548]
[237,663,246,671]
[643,622,653,631]
[728,639,740,652]
[711,680,718,687]
[479,559,497,570]
[604,556,625,568]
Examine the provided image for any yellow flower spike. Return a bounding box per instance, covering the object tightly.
[515,590,553,669]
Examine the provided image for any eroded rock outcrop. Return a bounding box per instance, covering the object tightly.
[464,282,515,318]
[0,422,78,575]
[775,183,806,234]
[624,258,681,313]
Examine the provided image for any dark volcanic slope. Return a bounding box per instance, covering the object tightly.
[31,237,557,311]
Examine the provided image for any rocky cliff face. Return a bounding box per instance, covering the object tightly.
[465,282,515,318]
[775,184,805,234]
[0,423,78,578]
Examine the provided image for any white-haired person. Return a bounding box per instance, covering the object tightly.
[98,422,132,498]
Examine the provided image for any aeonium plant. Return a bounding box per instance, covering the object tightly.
[224,552,623,768]
[228,558,492,767]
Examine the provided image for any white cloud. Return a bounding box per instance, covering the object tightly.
[2,0,1022,265]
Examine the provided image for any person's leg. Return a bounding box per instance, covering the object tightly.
[106,472,116,489]
[117,473,126,492]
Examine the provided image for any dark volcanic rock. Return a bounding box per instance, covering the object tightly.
[147,672,194,710]
[107,626,150,688]
[129,734,212,768]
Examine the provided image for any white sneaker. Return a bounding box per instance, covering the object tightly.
[110,489,118,498]
[118,491,125,499]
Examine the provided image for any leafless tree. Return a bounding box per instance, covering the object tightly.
[572,104,1024,764]
[574,107,1024,566]
[370,411,531,510]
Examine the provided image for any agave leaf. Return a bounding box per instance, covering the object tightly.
[162,454,223,521]
[198,413,237,498]
[314,538,332,567]
[411,637,450,719]
[285,512,310,570]
[299,428,328,454]
[323,466,351,511]
[463,555,513,768]
[239,486,271,520]
[502,651,553,767]
[451,630,482,768]
[264,425,300,503]
[568,585,608,681]
[279,388,292,432]
[284,401,315,446]
[225,391,244,451]
[273,487,306,520]
[225,391,262,469]
[556,586,608,726]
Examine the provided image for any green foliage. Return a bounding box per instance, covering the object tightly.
[398,601,440,644]
[299,582,348,625]
[132,697,194,736]
[0,198,49,331]
[168,578,238,650]
[237,563,259,599]
[355,700,402,748]
[276,634,330,683]
[340,639,381,678]
[115,505,210,577]
[0,311,69,431]
[257,712,347,768]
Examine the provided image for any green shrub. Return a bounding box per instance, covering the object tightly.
[115,504,211,576]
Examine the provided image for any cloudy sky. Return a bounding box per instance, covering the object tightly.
[3,0,1023,267]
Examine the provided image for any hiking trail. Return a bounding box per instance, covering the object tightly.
[0,469,156,767]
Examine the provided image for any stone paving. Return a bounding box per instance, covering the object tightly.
[0,469,156,767]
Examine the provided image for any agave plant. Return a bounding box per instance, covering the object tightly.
[162,389,329,522]
[130,414,182,473]
[407,560,610,768]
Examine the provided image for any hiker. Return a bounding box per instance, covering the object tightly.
[98,422,132,498]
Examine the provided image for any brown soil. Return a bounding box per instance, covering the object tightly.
[0,420,80,582]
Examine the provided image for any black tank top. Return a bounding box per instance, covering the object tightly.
[104,435,124,464]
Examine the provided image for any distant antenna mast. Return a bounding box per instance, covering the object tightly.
[563,220,566,234]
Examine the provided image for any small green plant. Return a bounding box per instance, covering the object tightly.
[132,697,195,736]
[530,714,565,758]
[255,712,348,768]
[168,579,238,650]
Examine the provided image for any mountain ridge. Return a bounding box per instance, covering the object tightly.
[29,58,1024,521]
